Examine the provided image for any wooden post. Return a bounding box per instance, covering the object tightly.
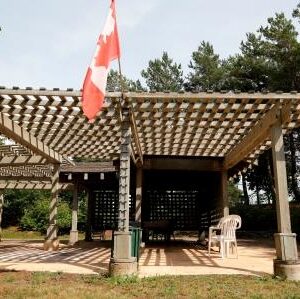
[272,121,292,234]
[135,167,142,224]
[221,171,229,217]
[0,190,4,242]
[118,109,131,232]
[85,189,93,241]
[109,108,137,276]
[271,118,300,280]
[69,181,79,245]
[44,164,60,251]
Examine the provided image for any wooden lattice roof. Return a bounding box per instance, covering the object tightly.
[0,87,299,187]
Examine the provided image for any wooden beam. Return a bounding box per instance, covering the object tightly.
[0,181,72,190]
[130,108,143,165]
[0,87,121,99]
[0,112,62,164]
[1,87,300,101]
[0,176,51,181]
[126,91,300,101]
[130,142,137,165]
[143,157,223,171]
[0,155,48,166]
[224,103,290,169]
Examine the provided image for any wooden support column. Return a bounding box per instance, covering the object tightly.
[271,119,300,280]
[85,189,93,242]
[0,190,4,242]
[44,164,60,251]
[118,109,131,232]
[220,171,229,217]
[69,181,79,245]
[109,108,137,276]
[135,167,143,224]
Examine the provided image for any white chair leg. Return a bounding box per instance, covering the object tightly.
[220,239,224,259]
[235,239,238,258]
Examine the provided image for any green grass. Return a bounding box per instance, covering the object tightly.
[1,227,43,239]
[0,227,85,240]
[0,272,299,298]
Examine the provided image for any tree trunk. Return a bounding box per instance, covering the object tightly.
[289,132,300,202]
[242,173,250,205]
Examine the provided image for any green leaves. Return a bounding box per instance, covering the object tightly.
[186,41,225,91]
[141,51,184,92]
[107,69,145,92]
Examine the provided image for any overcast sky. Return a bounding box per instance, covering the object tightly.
[0,0,299,89]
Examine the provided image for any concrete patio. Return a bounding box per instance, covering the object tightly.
[0,238,287,277]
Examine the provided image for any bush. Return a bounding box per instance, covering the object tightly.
[2,190,50,227]
[231,203,300,234]
[20,198,72,235]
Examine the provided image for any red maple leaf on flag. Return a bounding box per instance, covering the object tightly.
[82,0,120,121]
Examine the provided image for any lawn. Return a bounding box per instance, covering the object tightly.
[0,227,85,241]
[0,272,299,299]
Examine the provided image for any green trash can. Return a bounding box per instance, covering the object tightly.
[130,226,142,261]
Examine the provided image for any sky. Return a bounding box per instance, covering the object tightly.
[0,0,299,89]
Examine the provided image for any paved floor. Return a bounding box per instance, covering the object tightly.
[0,238,284,277]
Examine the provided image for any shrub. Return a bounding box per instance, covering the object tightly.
[231,203,300,234]
[2,190,50,227]
[20,198,72,235]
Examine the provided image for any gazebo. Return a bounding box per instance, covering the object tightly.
[0,86,299,279]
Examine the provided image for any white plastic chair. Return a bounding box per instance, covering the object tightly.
[208,215,241,258]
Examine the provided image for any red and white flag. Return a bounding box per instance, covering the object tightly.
[82,0,120,121]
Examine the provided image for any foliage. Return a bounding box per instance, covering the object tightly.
[246,151,275,205]
[2,190,50,227]
[231,204,277,232]
[141,51,184,91]
[59,190,87,230]
[228,181,243,207]
[185,41,225,91]
[20,197,72,234]
[107,69,145,92]
[231,203,300,234]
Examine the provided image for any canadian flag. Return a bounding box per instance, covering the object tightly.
[82,0,120,121]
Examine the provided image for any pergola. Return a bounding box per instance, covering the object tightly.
[0,87,299,278]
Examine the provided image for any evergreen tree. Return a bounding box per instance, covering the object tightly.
[185,41,225,91]
[107,69,145,92]
[141,52,184,91]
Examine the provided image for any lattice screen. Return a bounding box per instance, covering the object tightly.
[92,189,136,230]
[92,190,119,230]
[144,189,200,230]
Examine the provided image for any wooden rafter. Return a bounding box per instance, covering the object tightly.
[0,112,62,163]
[0,155,47,166]
[130,107,143,165]
[0,181,72,190]
[224,102,291,169]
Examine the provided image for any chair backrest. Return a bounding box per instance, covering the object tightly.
[216,216,225,228]
[220,215,241,240]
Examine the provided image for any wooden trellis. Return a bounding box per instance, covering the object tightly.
[0,87,300,183]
